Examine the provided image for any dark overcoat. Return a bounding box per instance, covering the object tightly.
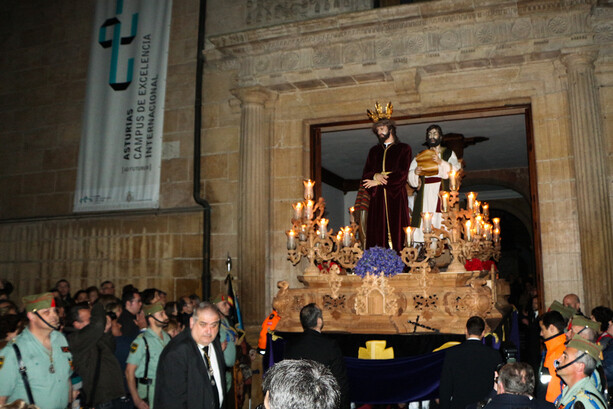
[154,328,226,409]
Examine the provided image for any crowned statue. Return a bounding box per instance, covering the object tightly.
[359,102,412,253]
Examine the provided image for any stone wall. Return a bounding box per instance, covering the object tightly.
[0,1,236,306]
[208,0,613,315]
[0,0,612,326]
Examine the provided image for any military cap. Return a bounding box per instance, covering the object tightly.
[567,334,602,362]
[22,292,55,313]
[211,293,227,304]
[143,302,163,316]
[570,314,600,332]
[549,300,575,320]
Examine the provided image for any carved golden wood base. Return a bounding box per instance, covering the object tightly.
[272,271,507,334]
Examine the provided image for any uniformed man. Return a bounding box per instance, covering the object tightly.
[126,302,170,409]
[213,294,238,393]
[565,316,607,399]
[554,335,607,409]
[0,292,72,409]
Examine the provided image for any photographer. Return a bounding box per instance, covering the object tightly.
[66,302,129,409]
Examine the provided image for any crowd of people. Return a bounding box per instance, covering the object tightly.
[2,276,613,409]
[0,279,256,409]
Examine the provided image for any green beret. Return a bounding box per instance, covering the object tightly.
[571,315,600,332]
[567,334,602,362]
[143,302,163,316]
[549,300,575,320]
[22,292,55,313]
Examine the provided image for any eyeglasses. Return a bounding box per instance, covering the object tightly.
[255,404,264,409]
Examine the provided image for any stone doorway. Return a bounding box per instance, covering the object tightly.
[311,105,543,312]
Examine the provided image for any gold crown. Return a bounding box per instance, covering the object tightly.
[366,101,393,123]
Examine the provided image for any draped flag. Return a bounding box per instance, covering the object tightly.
[74,0,172,212]
[225,274,244,331]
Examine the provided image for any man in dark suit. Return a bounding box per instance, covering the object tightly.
[439,316,503,409]
[284,303,350,409]
[154,302,226,409]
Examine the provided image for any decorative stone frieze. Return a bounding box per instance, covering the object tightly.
[208,0,604,90]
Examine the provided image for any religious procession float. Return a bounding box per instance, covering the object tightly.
[273,103,508,335]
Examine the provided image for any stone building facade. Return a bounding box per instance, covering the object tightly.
[0,0,612,327]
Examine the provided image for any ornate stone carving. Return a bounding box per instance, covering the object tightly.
[314,45,342,68]
[246,0,372,28]
[593,22,613,42]
[476,24,497,44]
[547,16,569,34]
[440,30,460,50]
[343,41,374,64]
[281,51,301,71]
[406,34,425,54]
[511,18,533,39]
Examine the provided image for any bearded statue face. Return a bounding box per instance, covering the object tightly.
[375,125,391,144]
[426,127,442,148]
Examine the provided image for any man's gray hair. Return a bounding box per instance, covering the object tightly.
[192,301,220,318]
[263,359,340,409]
[498,362,535,395]
[576,352,598,376]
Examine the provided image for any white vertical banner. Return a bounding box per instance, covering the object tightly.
[74,0,172,212]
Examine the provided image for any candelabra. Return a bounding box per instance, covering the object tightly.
[286,180,363,276]
[286,171,500,276]
[426,170,501,273]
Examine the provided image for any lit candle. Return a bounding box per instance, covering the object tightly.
[440,192,450,213]
[449,170,458,191]
[492,217,500,231]
[422,212,433,234]
[482,203,489,219]
[475,215,482,235]
[474,200,481,215]
[493,228,500,243]
[286,230,297,250]
[299,224,307,241]
[404,226,414,247]
[292,202,303,220]
[318,218,329,238]
[304,200,314,220]
[303,179,315,200]
[343,227,353,247]
[465,220,472,241]
[349,207,355,224]
[336,231,343,244]
[484,223,492,240]
[466,192,477,210]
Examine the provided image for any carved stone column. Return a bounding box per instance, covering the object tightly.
[232,87,276,325]
[561,50,613,309]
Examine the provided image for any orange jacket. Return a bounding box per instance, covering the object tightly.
[258,310,281,350]
[543,333,566,402]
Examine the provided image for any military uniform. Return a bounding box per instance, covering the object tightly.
[126,328,170,407]
[219,316,237,391]
[555,377,607,409]
[0,327,72,409]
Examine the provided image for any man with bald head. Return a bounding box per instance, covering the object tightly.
[563,294,582,315]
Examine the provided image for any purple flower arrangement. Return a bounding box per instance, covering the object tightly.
[354,246,404,278]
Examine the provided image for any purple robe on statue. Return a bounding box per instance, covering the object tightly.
[361,142,412,252]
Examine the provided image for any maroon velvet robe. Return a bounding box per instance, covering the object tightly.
[361,142,412,252]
